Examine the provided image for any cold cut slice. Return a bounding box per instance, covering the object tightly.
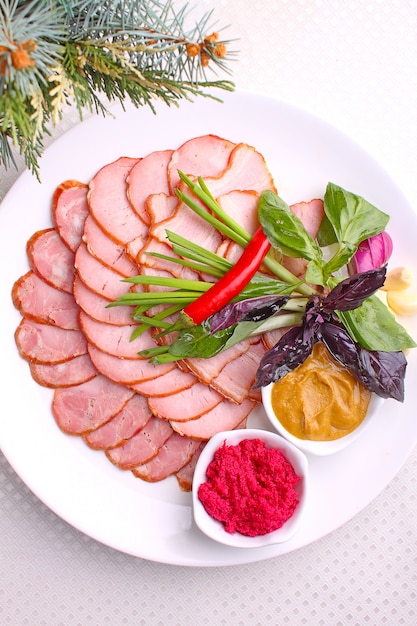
[52,374,134,435]
[106,417,173,469]
[87,156,147,259]
[82,215,139,277]
[148,382,223,422]
[73,274,135,326]
[51,180,89,252]
[12,271,80,330]
[170,398,255,440]
[15,318,87,364]
[79,311,156,358]
[132,433,201,482]
[26,228,75,293]
[29,354,97,388]
[83,393,152,450]
[75,242,135,301]
[175,442,206,491]
[87,343,174,384]
[128,366,196,397]
[127,150,173,224]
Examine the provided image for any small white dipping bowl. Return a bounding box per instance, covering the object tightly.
[192,428,309,549]
[261,382,383,456]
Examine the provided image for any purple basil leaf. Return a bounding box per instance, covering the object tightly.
[209,295,289,333]
[323,267,387,312]
[319,320,407,401]
[253,325,313,388]
[357,349,406,402]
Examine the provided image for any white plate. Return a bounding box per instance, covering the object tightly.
[0,91,416,567]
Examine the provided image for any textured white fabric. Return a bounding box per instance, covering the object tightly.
[1,1,416,624]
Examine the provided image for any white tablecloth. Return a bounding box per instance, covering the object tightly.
[1,1,416,623]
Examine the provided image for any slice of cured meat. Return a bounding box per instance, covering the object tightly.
[129,366,196,397]
[170,398,255,440]
[73,274,135,326]
[147,382,223,422]
[167,135,236,192]
[87,344,174,384]
[52,375,134,435]
[29,354,97,388]
[87,156,147,259]
[15,318,87,364]
[26,228,75,293]
[127,150,173,224]
[83,393,152,450]
[78,311,156,358]
[175,442,206,491]
[82,215,139,277]
[132,433,201,482]
[183,339,253,385]
[51,180,89,252]
[106,417,173,469]
[75,242,135,301]
[12,271,80,330]
[217,190,260,235]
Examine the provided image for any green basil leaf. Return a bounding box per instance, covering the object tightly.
[339,295,416,351]
[324,182,390,245]
[258,190,323,262]
[317,214,337,246]
[168,321,236,359]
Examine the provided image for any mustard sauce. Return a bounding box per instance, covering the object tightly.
[271,343,371,441]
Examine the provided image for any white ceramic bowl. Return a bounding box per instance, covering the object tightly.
[192,428,309,549]
[261,382,383,456]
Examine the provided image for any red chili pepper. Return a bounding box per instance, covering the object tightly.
[182,226,271,326]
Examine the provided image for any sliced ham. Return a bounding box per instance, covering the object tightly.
[83,393,152,450]
[129,366,196,397]
[29,354,97,388]
[167,134,236,192]
[170,398,255,440]
[87,156,147,259]
[132,433,201,482]
[75,242,135,301]
[73,274,135,326]
[175,442,206,491]
[12,271,80,330]
[87,343,174,384]
[82,215,139,277]
[127,150,173,224]
[15,318,87,364]
[137,236,199,281]
[183,339,253,385]
[217,190,260,235]
[147,382,223,422]
[106,416,173,469]
[52,375,135,435]
[145,192,178,227]
[79,311,156,358]
[51,180,89,252]
[209,340,267,404]
[26,228,75,293]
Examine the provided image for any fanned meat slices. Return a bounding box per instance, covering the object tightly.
[12,134,288,491]
[26,228,75,293]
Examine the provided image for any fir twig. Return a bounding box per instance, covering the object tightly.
[0,0,237,178]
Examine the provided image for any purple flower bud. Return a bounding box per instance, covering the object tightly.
[349,231,393,275]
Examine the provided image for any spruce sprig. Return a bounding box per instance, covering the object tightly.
[0,0,236,179]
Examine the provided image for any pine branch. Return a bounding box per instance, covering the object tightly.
[0,0,237,178]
